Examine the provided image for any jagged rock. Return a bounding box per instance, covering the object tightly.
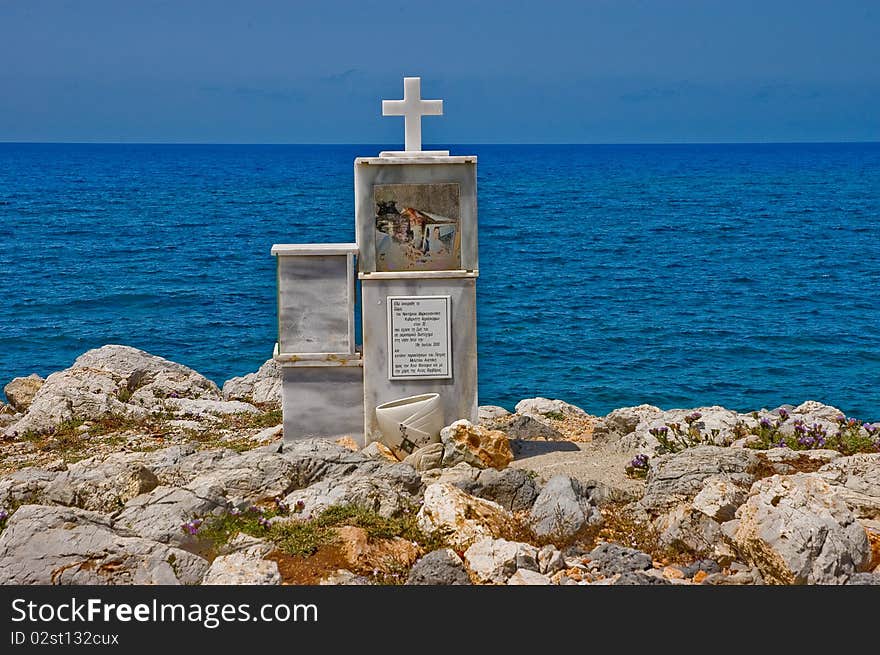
[163,398,260,418]
[508,569,552,585]
[283,462,422,519]
[757,448,840,475]
[529,475,602,539]
[403,443,444,471]
[464,537,539,584]
[845,572,880,585]
[222,359,281,406]
[467,467,540,512]
[113,484,230,550]
[587,542,652,576]
[654,502,724,556]
[4,374,44,412]
[5,345,220,436]
[362,441,399,462]
[417,483,512,550]
[640,446,759,512]
[501,414,564,440]
[617,406,749,454]
[145,446,239,488]
[692,476,748,522]
[818,453,880,521]
[43,453,159,513]
[596,404,662,440]
[406,548,472,585]
[537,544,566,575]
[319,569,372,585]
[678,559,722,578]
[440,420,513,470]
[613,571,673,585]
[334,526,420,574]
[0,468,58,506]
[515,397,588,418]
[478,405,511,427]
[202,546,280,585]
[0,505,208,584]
[731,473,870,585]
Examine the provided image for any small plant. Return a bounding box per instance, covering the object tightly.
[746,411,879,455]
[542,411,566,421]
[625,453,650,479]
[649,412,717,454]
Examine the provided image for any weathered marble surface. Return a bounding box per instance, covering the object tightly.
[354,157,478,273]
[274,247,356,354]
[361,276,477,444]
[281,362,364,446]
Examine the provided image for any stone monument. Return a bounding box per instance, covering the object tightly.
[273,76,479,453]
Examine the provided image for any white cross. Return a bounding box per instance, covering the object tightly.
[381,77,447,156]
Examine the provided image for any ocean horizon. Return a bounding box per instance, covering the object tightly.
[2,142,879,420]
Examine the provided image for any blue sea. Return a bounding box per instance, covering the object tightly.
[1,143,879,420]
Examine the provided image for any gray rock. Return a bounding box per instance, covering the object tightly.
[654,502,724,556]
[617,406,751,454]
[515,397,589,418]
[164,398,260,418]
[3,374,44,412]
[114,484,230,550]
[5,345,220,436]
[732,473,870,585]
[588,542,652,575]
[478,405,511,426]
[507,569,552,585]
[597,404,662,439]
[612,571,672,585]
[0,504,208,584]
[43,453,159,513]
[406,548,472,585]
[0,467,58,506]
[528,475,602,539]
[679,559,722,578]
[502,413,564,440]
[403,443,444,471]
[202,548,280,585]
[464,537,539,584]
[222,359,281,406]
[845,572,880,585]
[283,461,423,519]
[537,544,566,575]
[466,467,539,512]
[146,446,239,488]
[640,446,759,512]
[319,569,372,585]
[691,476,748,522]
[818,453,880,520]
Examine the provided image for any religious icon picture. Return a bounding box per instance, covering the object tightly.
[373,183,461,272]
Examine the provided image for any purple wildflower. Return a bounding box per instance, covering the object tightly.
[836,414,847,424]
[0,509,8,522]
[258,517,271,529]
[865,423,877,435]
[760,418,773,429]
[777,408,789,421]
[294,500,306,513]
[629,454,649,469]
[684,412,703,424]
[181,518,203,536]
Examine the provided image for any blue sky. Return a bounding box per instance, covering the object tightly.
[1,0,878,143]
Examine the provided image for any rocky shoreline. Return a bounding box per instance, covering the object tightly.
[1,345,878,585]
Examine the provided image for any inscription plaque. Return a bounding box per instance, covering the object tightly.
[387,295,452,380]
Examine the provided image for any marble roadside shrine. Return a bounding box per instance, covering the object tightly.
[272,77,479,457]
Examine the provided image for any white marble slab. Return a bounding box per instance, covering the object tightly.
[354,157,478,273]
[359,270,479,280]
[275,251,356,354]
[281,363,365,445]
[361,276,478,444]
[272,243,358,256]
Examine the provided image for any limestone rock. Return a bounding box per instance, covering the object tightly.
[406,548,472,585]
[417,483,511,550]
[617,406,749,454]
[362,441,400,462]
[202,549,281,585]
[334,525,420,574]
[283,462,422,519]
[478,405,511,426]
[640,446,759,512]
[403,443,444,471]
[537,544,566,575]
[845,572,880,585]
[500,413,564,440]
[732,473,870,585]
[113,484,230,550]
[528,475,602,539]
[5,345,220,436]
[464,537,539,584]
[164,398,260,418]
[4,374,44,412]
[466,467,539,512]
[515,397,588,417]
[440,419,513,470]
[45,459,158,514]
[613,571,673,585]
[319,569,372,585]
[0,468,58,506]
[222,359,281,406]
[818,453,880,521]
[507,569,552,585]
[597,404,662,439]
[692,476,748,522]
[0,505,208,584]
[587,542,652,576]
[654,502,724,556]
